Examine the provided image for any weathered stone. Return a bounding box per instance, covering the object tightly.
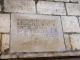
[10,14,65,53]
[1,34,9,54]
[79,17,80,25]
[1,51,80,59]
[54,0,70,2]
[66,3,80,15]
[64,34,71,50]
[0,34,1,54]
[39,0,54,1]
[61,16,80,32]
[70,0,80,3]
[70,34,80,50]
[0,5,1,12]
[19,51,80,58]
[37,1,66,15]
[4,0,36,13]
[1,54,17,59]
[0,14,10,33]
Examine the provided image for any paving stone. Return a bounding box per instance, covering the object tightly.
[10,14,65,53]
[61,16,80,32]
[1,34,9,54]
[54,0,70,2]
[0,14,10,33]
[70,34,80,50]
[64,34,71,50]
[66,3,80,15]
[37,1,66,15]
[4,0,36,13]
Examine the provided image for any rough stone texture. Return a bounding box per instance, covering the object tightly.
[64,34,71,50]
[21,52,80,58]
[4,0,36,13]
[1,51,80,59]
[37,1,66,15]
[66,3,80,15]
[54,0,70,2]
[1,54,17,59]
[61,16,80,32]
[70,34,80,50]
[0,14,10,33]
[1,34,9,54]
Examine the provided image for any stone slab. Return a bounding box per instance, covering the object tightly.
[1,34,9,54]
[37,1,66,15]
[61,16,80,32]
[70,34,80,50]
[64,34,71,50]
[66,3,80,15]
[10,14,65,53]
[0,14,10,33]
[4,0,36,13]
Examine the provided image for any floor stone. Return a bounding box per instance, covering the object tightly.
[1,34,9,54]
[10,14,65,53]
[64,34,71,50]
[1,54,17,59]
[61,16,80,32]
[66,3,80,15]
[70,34,80,50]
[4,0,36,13]
[37,1,66,15]
[0,14,10,33]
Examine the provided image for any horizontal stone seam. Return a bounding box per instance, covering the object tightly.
[1,12,80,17]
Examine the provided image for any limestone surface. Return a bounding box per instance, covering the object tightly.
[37,1,66,15]
[0,14,10,33]
[4,0,36,13]
[66,3,80,15]
[61,16,80,32]
[64,34,71,50]
[1,34,9,54]
[70,34,80,50]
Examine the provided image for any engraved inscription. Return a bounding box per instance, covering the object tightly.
[17,19,58,37]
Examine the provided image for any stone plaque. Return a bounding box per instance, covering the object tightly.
[10,14,65,53]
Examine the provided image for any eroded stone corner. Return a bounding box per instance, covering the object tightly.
[70,34,80,50]
[1,34,9,55]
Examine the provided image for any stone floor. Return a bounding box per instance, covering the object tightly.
[0,0,80,59]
